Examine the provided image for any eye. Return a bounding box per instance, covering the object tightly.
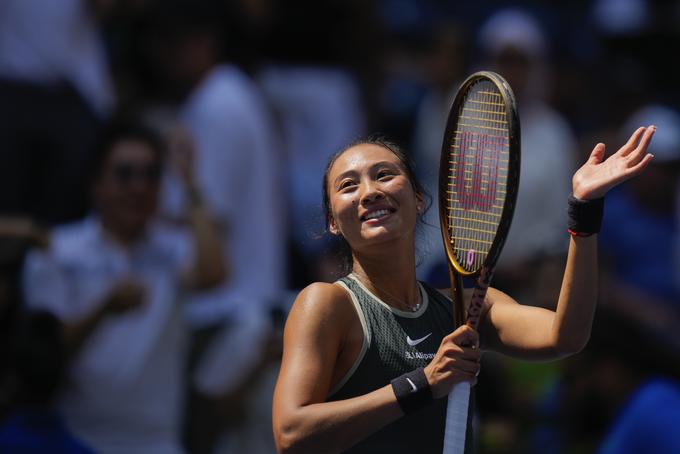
[377,169,395,180]
[338,179,356,190]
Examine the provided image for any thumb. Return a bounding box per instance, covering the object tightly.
[450,324,478,347]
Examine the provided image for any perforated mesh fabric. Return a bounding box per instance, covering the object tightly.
[328,276,456,453]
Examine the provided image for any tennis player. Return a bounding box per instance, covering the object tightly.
[273,127,655,454]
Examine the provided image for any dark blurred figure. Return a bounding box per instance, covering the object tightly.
[0,0,116,224]
[138,3,284,451]
[0,217,49,419]
[411,22,470,281]
[0,217,90,451]
[599,104,680,341]
[21,117,224,453]
[475,8,577,307]
[257,0,368,285]
[0,311,94,453]
[597,378,680,453]
[559,306,680,454]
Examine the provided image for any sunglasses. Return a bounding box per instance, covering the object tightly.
[112,163,162,184]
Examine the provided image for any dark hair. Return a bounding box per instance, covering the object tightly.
[321,136,431,273]
[90,116,165,185]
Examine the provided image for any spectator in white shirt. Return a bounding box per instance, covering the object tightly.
[21,117,224,454]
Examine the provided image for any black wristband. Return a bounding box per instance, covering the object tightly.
[390,367,433,414]
[567,194,604,236]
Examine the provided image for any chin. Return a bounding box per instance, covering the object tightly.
[120,213,152,233]
[358,227,410,247]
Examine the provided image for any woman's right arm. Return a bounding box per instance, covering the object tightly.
[273,282,403,453]
[272,283,480,454]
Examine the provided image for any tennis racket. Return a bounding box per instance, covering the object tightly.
[438,71,521,453]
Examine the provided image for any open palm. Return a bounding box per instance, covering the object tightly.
[572,126,656,200]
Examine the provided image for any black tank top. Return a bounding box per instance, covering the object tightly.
[328,274,457,453]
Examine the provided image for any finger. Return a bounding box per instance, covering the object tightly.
[447,325,479,346]
[620,126,647,156]
[442,345,481,361]
[460,346,481,361]
[626,153,655,177]
[627,125,656,165]
[588,143,606,165]
[452,358,480,375]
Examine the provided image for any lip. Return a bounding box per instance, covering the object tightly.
[360,205,396,223]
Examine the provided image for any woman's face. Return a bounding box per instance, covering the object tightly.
[326,143,422,251]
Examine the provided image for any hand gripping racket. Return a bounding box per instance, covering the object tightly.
[438,71,521,453]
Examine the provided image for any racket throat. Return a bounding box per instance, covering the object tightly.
[466,268,494,329]
[448,265,466,327]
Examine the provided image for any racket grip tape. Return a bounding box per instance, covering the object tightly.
[443,382,471,454]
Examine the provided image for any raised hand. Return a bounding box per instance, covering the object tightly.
[103,279,146,314]
[572,126,656,200]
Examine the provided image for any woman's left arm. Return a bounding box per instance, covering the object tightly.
[480,126,656,360]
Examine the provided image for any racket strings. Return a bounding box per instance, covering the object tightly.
[447,80,510,273]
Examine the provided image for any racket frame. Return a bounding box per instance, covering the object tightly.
[438,71,521,288]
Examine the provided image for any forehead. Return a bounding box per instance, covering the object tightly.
[329,144,401,178]
[106,139,158,166]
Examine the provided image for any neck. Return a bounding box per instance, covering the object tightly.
[350,237,420,310]
[98,216,145,248]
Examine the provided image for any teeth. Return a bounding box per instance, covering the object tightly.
[364,209,390,220]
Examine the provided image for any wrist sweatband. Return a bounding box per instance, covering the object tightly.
[567,194,604,237]
[390,367,433,414]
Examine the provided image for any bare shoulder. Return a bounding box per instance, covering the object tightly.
[286,281,356,333]
[293,281,353,313]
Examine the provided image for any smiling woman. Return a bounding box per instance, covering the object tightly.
[272,128,656,454]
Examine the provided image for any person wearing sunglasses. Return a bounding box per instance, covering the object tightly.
[20,117,225,454]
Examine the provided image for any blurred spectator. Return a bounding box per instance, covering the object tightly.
[592,0,649,36]
[21,117,224,453]
[474,8,577,306]
[557,307,680,454]
[411,22,470,280]
[139,2,285,452]
[0,310,94,453]
[258,66,365,282]
[257,0,367,284]
[0,217,50,419]
[599,104,680,340]
[597,378,680,454]
[601,104,680,301]
[0,0,115,224]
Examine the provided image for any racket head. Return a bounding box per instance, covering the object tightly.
[439,71,520,278]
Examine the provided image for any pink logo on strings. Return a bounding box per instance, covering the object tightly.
[454,131,502,212]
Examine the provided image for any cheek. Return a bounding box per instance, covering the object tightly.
[330,195,358,232]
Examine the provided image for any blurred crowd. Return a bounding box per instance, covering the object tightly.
[1,0,679,453]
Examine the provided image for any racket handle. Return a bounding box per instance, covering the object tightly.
[443,382,470,454]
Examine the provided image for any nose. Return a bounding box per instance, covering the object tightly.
[359,179,384,206]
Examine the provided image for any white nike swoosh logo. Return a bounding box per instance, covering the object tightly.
[406,377,417,393]
[406,333,432,346]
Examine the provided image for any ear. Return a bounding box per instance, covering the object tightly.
[328,216,340,235]
[415,192,424,213]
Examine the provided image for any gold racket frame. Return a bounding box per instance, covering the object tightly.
[438,71,521,276]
